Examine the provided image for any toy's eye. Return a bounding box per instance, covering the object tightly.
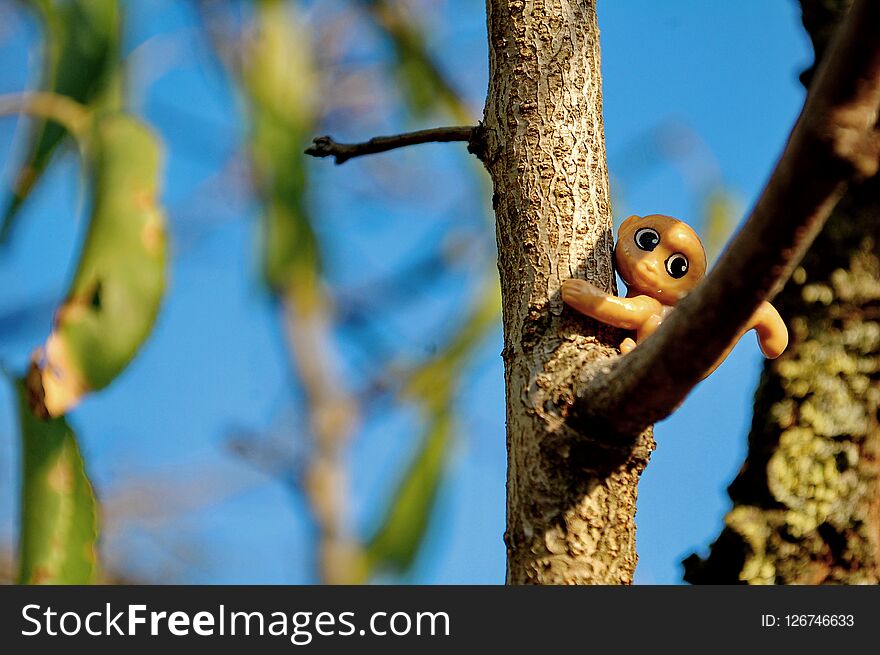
[634,227,660,251]
[665,253,689,278]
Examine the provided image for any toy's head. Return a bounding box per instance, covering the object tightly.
[615,214,707,303]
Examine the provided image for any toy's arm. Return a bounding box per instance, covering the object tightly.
[750,301,788,359]
[561,279,655,330]
[700,300,788,379]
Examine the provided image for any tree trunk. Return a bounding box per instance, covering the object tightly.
[482,0,654,584]
[684,0,880,584]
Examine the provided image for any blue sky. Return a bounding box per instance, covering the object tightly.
[0,0,813,584]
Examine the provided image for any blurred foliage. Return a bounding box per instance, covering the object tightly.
[404,280,500,413]
[700,187,740,264]
[359,0,471,123]
[1,0,121,243]
[240,0,320,296]
[28,113,167,419]
[367,411,450,573]
[201,0,498,581]
[229,0,359,583]
[15,381,98,584]
[2,0,165,584]
[349,1,497,578]
[367,280,500,574]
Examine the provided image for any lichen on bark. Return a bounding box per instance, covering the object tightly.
[684,0,880,585]
[684,176,880,584]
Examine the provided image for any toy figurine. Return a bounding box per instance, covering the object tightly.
[561,214,787,371]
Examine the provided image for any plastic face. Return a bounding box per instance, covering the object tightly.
[615,214,708,303]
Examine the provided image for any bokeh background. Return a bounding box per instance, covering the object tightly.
[0,0,812,584]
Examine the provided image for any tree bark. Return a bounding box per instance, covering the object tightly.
[482,0,653,584]
[684,0,880,584]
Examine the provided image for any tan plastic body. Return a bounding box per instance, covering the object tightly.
[561,214,787,375]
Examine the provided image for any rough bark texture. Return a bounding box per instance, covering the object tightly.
[482,0,653,584]
[684,0,880,584]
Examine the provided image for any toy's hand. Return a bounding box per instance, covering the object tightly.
[700,300,789,379]
[561,279,606,313]
[561,279,657,331]
[751,301,788,359]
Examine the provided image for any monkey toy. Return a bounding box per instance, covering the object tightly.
[561,214,787,373]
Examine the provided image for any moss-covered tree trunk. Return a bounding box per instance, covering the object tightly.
[482,0,654,584]
[684,0,880,584]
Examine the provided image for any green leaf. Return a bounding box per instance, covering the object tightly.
[366,412,452,574]
[1,0,121,243]
[241,0,320,295]
[365,280,498,575]
[16,380,99,584]
[27,112,167,418]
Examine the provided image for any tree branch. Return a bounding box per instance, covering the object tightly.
[573,0,880,437]
[304,125,481,164]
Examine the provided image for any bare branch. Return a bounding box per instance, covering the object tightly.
[305,125,480,164]
[573,0,880,437]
